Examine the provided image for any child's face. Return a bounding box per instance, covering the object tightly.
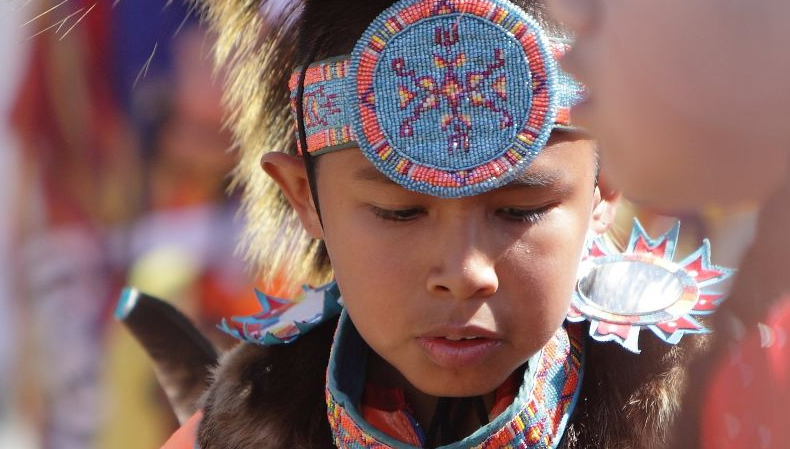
[548,0,790,210]
[286,134,612,397]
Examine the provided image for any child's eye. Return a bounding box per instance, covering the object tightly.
[370,206,425,222]
[497,205,552,224]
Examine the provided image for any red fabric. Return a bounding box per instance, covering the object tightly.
[489,372,519,418]
[10,0,127,227]
[161,411,202,449]
[362,384,423,445]
[702,295,790,449]
[361,373,519,445]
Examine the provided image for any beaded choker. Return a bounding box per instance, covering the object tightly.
[289,0,584,198]
[325,311,584,448]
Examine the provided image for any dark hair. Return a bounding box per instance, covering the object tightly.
[298,0,565,61]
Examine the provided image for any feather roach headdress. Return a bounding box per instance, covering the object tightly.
[190,0,325,288]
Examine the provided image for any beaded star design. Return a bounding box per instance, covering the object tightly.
[348,0,559,197]
[393,23,513,154]
[568,219,735,353]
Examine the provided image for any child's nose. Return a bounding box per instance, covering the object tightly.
[547,0,597,35]
[426,247,499,300]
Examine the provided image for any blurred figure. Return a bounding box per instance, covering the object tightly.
[98,21,286,449]
[112,24,258,335]
[10,1,139,448]
[6,1,268,448]
[549,1,790,448]
[0,2,35,448]
[548,0,790,211]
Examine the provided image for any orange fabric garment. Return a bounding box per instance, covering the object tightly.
[161,411,202,449]
[362,384,423,445]
[361,373,519,445]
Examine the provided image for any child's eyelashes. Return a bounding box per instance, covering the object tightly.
[496,205,553,224]
[370,205,426,222]
[369,204,553,224]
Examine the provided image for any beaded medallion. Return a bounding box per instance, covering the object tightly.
[326,312,584,448]
[568,219,735,353]
[288,0,584,198]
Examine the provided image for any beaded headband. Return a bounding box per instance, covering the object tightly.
[289,0,584,197]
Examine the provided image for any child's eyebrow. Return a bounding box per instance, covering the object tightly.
[504,169,565,189]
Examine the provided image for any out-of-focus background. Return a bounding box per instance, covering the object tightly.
[0,1,759,448]
[0,1,298,447]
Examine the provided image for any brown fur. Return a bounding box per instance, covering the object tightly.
[197,319,337,449]
[561,326,708,449]
[197,320,707,448]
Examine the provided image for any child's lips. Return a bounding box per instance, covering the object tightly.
[415,336,502,369]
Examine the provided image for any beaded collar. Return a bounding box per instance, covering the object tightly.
[326,311,584,449]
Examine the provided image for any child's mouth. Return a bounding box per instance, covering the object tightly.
[416,335,502,369]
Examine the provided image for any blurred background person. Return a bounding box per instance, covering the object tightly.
[0,1,35,448]
[3,0,286,447]
[547,0,789,211]
[548,0,790,447]
[10,1,132,448]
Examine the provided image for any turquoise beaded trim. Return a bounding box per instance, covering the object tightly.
[326,311,585,448]
[218,281,342,345]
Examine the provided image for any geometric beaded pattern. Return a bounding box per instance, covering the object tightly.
[289,59,355,155]
[349,0,557,198]
[288,0,584,198]
[288,42,579,156]
[325,323,584,448]
[550,41,579,127]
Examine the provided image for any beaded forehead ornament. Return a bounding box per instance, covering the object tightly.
[289,0,583,197]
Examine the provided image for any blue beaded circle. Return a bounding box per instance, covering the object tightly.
[349,0,559,197]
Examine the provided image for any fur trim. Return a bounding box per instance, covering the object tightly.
[197,319,706,448]
[561,326,710,449]
[197,317,337,448]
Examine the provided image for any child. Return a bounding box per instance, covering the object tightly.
[156,0,731,447]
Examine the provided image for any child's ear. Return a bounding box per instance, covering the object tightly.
[590,170,622,235]
[261,152,324,239]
